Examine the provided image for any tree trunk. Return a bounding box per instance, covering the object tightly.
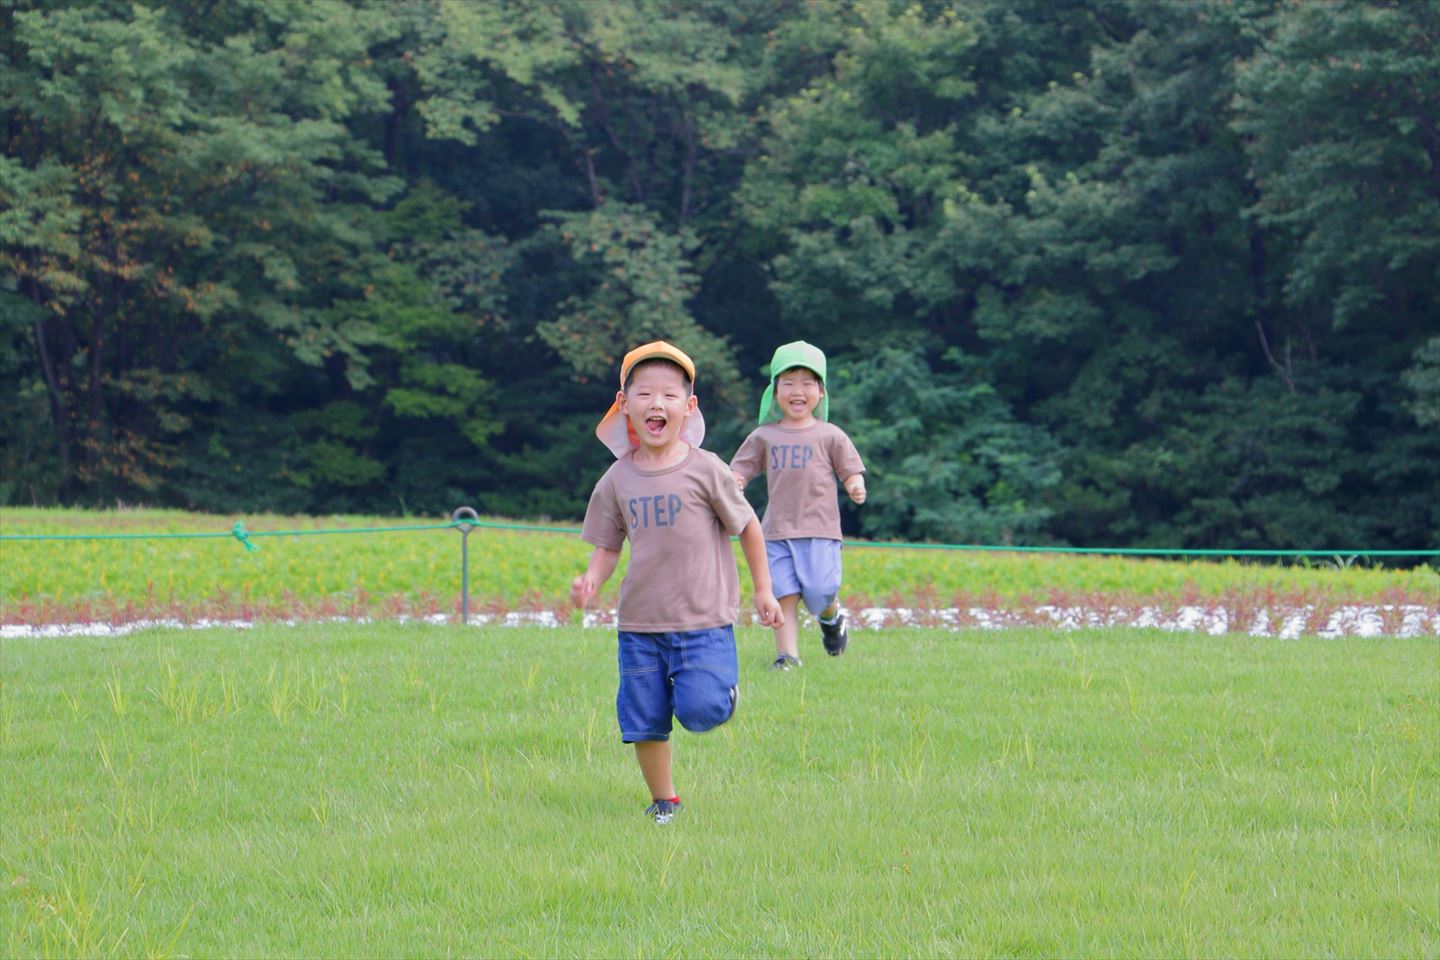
[31,308,74,499]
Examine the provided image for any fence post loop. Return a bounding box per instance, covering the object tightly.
[451,507,480,624]
[231,521,258,552]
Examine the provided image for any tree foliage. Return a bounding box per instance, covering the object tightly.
[2,0,1435,551]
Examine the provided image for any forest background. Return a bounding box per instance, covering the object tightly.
[3,0,1437,553]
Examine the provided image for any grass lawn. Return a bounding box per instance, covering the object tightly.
[2,623,1437,957]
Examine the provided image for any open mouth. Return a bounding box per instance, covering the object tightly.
[644,415,667,436]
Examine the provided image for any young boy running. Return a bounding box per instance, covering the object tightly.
[730,341,866,670]
[572,341,783,825]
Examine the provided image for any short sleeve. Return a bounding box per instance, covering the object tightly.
[830,428,865,480]
[703,453,757,536]
[729,431,766,483]
[580,469,627,551]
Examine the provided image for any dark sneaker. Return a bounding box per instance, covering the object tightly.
[768,654,802,671]
[820,612,849,656]
[644,798,681,825]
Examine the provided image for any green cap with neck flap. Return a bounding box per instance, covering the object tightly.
[757,340,828,425]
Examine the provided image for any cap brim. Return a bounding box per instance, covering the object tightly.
[621,342,696,386]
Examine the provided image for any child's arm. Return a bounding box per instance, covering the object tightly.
[729,433,764,495]
[738,518,783,627]
[571,546,621,607]
[843,472,867,505]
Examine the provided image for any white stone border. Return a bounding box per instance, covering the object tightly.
[850,604,1439,639]
[3,605,1435,639]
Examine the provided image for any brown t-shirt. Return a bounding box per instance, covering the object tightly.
[730,421,865,541]
[581,447,757,632]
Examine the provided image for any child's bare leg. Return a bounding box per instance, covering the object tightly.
[819,600,839,621]
[774,594,801,659]
[635,740,675,800]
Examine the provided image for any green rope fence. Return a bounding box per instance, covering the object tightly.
[0,520,462,546]
[3,511,1434,627]
[1,515,1436,558]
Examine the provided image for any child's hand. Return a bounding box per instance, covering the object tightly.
[732,472,747,494]
[845,475,867,505]
[754,590,784,627]
[571,573,597,608]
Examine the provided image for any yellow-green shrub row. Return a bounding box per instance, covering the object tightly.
[2,507,1434,611]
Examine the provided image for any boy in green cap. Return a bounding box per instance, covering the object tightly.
[730,341,866,669]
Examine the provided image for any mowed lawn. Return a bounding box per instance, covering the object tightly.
[2,624,1436,958]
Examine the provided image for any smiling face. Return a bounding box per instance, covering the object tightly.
[619,359,697,460]
[774,366,824,426]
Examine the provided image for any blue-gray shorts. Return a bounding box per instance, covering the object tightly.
[616,626,739,743]
[767,538,842,617]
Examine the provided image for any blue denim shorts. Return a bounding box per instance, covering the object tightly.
[616,626,739,743]
[766,538,842,617]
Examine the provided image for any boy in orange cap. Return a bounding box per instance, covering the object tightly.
[572,341,783,825]
[730,340,866,669]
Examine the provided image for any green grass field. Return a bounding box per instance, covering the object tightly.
[3,623,1436,957]
[4,508,1436,626]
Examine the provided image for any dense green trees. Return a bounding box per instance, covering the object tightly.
[3,0,1435,551]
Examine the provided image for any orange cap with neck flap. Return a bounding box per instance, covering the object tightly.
[595,341,706,458]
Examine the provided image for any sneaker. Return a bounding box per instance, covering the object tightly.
[768,654,802,671]
[820,612,849,656]
[644,798,682,825]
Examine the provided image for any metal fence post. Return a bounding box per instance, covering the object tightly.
[452,506,480,624]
